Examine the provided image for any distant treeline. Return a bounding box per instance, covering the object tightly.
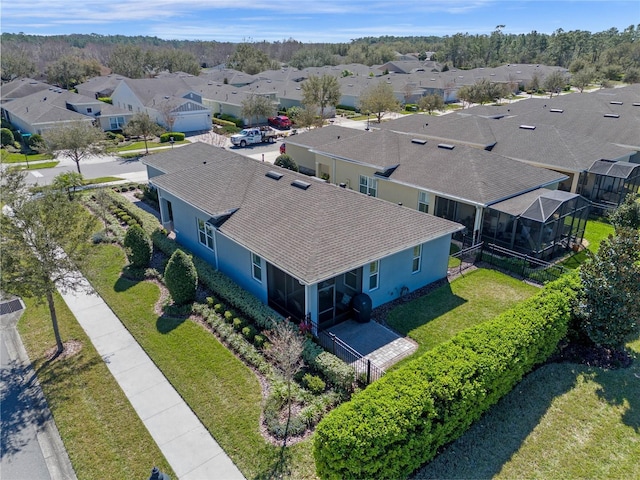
[2,26,639,82]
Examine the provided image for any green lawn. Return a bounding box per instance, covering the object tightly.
[115,140,189,152]
[561,218,614,269]
[13,161,60,170]
[387,268,538,361]
[17,294,174,480]
[83,244,317,479]
[0,151,53,163]
[415,337,640,479]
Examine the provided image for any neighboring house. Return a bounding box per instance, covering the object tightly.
[378,93,639,208]
[143,142,463,331]
[288,127,569,252]
[0,86,131,134]
[75,74,130,99]
[0,78,51,104]
[110,77,212,133]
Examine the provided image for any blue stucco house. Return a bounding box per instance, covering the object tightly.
[143,142,463,331]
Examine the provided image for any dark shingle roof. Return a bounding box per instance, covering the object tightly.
[142,142,239,174]
[313,130,567,205]
[286,125,367,149]
[151,143,463,284]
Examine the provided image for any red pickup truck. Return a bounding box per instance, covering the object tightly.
[268,115,292,129]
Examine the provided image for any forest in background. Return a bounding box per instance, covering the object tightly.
[1,25,639,85]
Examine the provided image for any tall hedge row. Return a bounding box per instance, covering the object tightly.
[313,275,579,480]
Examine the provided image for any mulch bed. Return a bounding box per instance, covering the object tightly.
[549,339,634,370]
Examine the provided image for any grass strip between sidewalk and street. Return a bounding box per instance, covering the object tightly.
[83,243,318,479]
[17,293,174,480]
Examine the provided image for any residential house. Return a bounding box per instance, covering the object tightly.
[288,127,571,254]
[110,77,212,133]
[1,86,132,134]
[0,78,51,104]
[143,142,463,330]
[75,74,130,99]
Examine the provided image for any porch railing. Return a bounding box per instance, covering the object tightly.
[315,329,385,384]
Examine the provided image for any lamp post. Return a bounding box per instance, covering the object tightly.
[169,136,174,149]
[365,112,370,131]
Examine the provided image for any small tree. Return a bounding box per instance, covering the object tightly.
[52,171,84,200]
[274,154,298,172]
[164,249,197,305]
[608,193,640,231]
[418,94,445,114]
[124,112,163,154]
[577,228,640,351]
[123,224,152,269]
[358,81,401,123]
[571,69,595,93]
[43,121,106,175]
[1,168,98,356]
[301,74,341,119]
[288,106,321,130]
[241,94,276,127]
[264,321,305,446]
[543,70,568,98]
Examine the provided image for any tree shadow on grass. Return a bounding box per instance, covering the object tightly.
[593,352,640,432]
[411,363,579,479]
[253,444,294,480]
[113,268,144,293]
[155,314,188,334]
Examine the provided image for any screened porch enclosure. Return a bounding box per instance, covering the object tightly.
[267,264,305,321]
[483,190,590,260]
[578,160,640,209]
[317,267,362,331]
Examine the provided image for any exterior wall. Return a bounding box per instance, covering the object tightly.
[146,166,166,180]
[111,83,145,114]
[216,232,268,303]
[287,144,317,173]
[366,234,451,309]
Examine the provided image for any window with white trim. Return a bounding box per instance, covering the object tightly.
[197,218,214,251]
[251,253,262,281]
[368,261,379,291]
[418,191,429,213]
[344,269,358,290]
[412,244,422,273]
[359,175,378,197]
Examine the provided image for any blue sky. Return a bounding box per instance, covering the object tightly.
[1,1,638,43]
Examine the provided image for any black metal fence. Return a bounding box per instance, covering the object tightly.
[449,242,484,276]
[316,330,385,384]
[481,243,569,284]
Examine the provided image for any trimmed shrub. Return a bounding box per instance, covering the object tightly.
[274,154,298,172]
[253,334,266,349]
[232,317,245,331]
[302,373,326,394]
[164,249,198,305]
[313,277,572,480]
[159,132,185,143]
[214,303,224,314]
[1,128,14,146]
[241,325,256,341]
[224,310,234,323]
[219,113,244,128]
[28,133,44,149]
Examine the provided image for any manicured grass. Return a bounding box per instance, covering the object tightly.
[84,244,318,479]
[0,151,53,163]
[387,268,538,361]
[414,337,640,479]
[13,161,60,170]
[83,176,123,185]
[17,294,174,480]
[561,218,614,269]
[115,140,189,152]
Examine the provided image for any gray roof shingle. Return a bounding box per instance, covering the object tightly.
[151,142,463,284]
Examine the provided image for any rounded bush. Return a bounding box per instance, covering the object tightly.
[224,310,234,323]
[254,334,266,349]
[232,317,245,331]
[164,249,198,305]
[123,224,152,268]
[214,303,225,314]
[241,325,256,341]
[302,373,326,394]
[1,128,15,146]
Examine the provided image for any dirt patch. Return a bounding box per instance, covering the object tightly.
[550,339,634,370]
[45,339,83,362]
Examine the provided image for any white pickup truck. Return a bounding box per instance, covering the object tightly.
[230,126,280,147]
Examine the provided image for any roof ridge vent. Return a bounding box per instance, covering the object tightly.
[265,170,283,180]
[603,113,620,118]
[550,108,564,113]
[610,101,623,105]
[438,143,455,150]
[633,103,640,107]
[519,124,536,130]
[291,179,311,190]
[411,138,427,145]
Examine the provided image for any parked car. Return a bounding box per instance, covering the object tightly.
[268,115,292,129]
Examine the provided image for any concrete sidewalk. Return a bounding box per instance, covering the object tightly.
[58,277,245,480]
